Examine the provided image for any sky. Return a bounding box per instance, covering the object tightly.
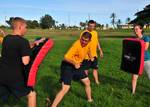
[0,0,150,26]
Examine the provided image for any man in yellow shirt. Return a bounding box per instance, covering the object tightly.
[0,29,6,44]
[81,20,103,84]
[51,32,93,107]
[0,37,3,44]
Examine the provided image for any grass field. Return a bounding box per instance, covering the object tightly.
[0,29,150,107]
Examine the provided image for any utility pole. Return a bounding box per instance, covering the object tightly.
[88,13,91,21]
[5,16,7,26]
[68,13,70,27]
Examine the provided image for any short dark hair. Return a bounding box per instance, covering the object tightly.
[81,32,92,40]
[11,17,26,29]
[88,20,96,25]
[134,23,144,34]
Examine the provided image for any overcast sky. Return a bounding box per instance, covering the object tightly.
[0,0,149,26]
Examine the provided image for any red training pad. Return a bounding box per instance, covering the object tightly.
[27,39,54,87]
[121,38,145,75]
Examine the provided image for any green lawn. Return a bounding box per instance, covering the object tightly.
[0,29,150,107]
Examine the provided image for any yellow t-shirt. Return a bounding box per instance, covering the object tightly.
[0,36,3,44]
[80,30,99,59]
[64,40,90,64]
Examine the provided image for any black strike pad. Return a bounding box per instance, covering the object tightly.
[121,38,145,75]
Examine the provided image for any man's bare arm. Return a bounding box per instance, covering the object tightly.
[22,56,30,65]
[145,42,149,51]
[97,40,103,58]
[0,29,6,36]
[64,58,80,69]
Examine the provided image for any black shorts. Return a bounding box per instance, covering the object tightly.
[0,81,33,100]
[82,57,98,70]
[60,61,88,85]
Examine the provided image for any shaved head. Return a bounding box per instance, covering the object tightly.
[12,17,26,30]
[11,17,27,36]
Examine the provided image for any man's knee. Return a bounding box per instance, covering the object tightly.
[61,84,70,94]
[132,74,138,81]
[82,78,91,86]
[93,69,98,73]
[27,91,36,98]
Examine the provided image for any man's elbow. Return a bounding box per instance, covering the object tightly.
[22,56,30,65]
[145,46,149,51]
[23,60,29,65]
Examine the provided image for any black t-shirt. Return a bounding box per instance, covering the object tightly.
[0,35,31,84]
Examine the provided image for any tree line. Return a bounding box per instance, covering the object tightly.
[5,14,55,29]
[1,4,150,29]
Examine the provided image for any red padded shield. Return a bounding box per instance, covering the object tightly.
[121,38,145,75]
[27,39,54,87]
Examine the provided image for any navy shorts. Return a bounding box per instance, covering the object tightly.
[60,61,88,85]
[82,57,98,70]
[0,81,33,100]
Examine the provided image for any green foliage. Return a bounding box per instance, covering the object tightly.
[0,29,150,107]
[5,15,56,29]
[80,22,87,29]
[126,17,131,24]
[26,20,39,29]
[40,14,55,29]
[110,12,117,28]
[130,4,150,25]
[6,17,15,27]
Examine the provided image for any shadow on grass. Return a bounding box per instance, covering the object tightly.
[38,63,150,102]
[100,74,150,95]
[39,63,87,101]
[0,95,26,107]
[38,75,60,100]
[100,74,129,87]
[48,64,61,75]
[101,74,149,86]
[101,35,135,39]
[71,73,150,98]
[68,74,131,101]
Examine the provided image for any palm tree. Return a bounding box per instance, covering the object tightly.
[79,22,86,29]
[126,17,131,24]
[110,13,117,29]
[116,19,122,29]
[106,24,109,29]
[117,19,122,25]
[126,17,131,29]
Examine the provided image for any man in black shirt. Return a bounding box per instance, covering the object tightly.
[0,17,36,107]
